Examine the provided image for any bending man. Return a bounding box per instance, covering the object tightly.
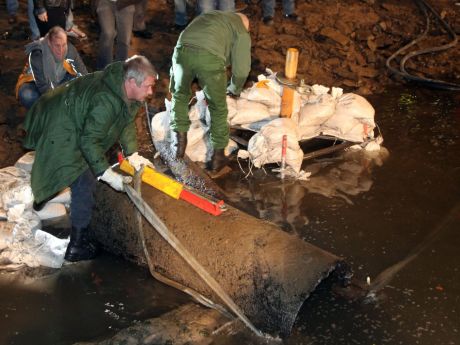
[23,55,157,262]
[170,10,251,172]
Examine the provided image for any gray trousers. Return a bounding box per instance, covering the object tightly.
[96,0,135,70]
[133,0,148,31]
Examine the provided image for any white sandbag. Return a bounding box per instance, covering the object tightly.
[7,204,26,222]
[49,188,71,204]
[227,96,238,121]
[32,230,69,268]
[189,91,210,124]
[184,126,212,163]
[34,203,67,220]
[151,98,173,142]
[299,125,321,140]
[0,221,15,250]
[335,93,375,125]
[230,98,271,125]
[299,93,337,127]
[0,167,30,210]
[151,111,171,142]
[241,79,282,108]
[2,184,34,211]
[335,122,368,143]
[14,151,35,173]
[247,118,304,172]
[195,90,211,125]
[322,111,360,135]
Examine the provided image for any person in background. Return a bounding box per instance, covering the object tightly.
[27,0,41,40]
[169,10,251,172]
[22,55,157,262]
[65,6,87,40]
[197,0,234,14]
[261,0,301,26]
[6,0,18,23]
[33,0,70,36]
[95,0,138,70]
[15,26,88,109]
[173,0,188,32]
[132,0,153,39]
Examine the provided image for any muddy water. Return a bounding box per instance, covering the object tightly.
[0,255,190,345]
[219,86,460,345]
[1,86,459,345]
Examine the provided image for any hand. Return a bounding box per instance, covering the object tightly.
[126,152,153,171]
[38,11,48,22]
[99,168,132,192]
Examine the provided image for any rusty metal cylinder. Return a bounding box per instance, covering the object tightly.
[280,86,295,118]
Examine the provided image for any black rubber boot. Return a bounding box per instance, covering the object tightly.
[208,148,229,172]
[173,131,187,159]
[64,227,98,262]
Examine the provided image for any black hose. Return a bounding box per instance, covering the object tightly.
[385,0,460,91]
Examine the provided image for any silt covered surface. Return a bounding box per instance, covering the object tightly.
[91,179,347,336]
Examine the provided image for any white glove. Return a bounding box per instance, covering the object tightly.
[127,152,153,171]
[99,168,132,192]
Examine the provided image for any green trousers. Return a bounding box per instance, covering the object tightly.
[170,45,229,150]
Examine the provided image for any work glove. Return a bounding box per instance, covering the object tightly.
[98,168,132,192]
[126,152,154,171]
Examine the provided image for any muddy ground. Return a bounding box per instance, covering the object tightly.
[0,0,459,169]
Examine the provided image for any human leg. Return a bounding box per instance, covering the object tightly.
[66,169,97,262]
[170,47,195,134]
[6,0,18,23]
[217,0,234,11]
[196,54,229,150]
[27,0,40,40]
[114,4,135,62]
[174,0,187,26]
[96,0,116,69]
[262,0,275,18]
[133,0,147,31]
[197,0,216,14]
[282,0,295,15]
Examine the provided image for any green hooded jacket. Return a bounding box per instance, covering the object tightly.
[177,10,251,95]
[23,61,141,204]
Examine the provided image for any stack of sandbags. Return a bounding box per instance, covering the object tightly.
[0,153,70,269]
[321,93,376,142]
[298,84,376,143]
[230,70,302,131]
[244,118,304,173]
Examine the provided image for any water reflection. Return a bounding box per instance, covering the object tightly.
[301,146,389,204]
[225,145,389,232]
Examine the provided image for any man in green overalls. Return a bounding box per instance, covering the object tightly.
[169,10,251,172]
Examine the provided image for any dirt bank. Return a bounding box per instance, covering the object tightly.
[1,0,459,166]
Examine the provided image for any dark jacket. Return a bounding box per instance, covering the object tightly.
[15,37,88,97]
[23,61,141,204]
[33,0,70,15]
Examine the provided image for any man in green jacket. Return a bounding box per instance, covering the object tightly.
[170,10,251,172]
[23,55,158,262]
